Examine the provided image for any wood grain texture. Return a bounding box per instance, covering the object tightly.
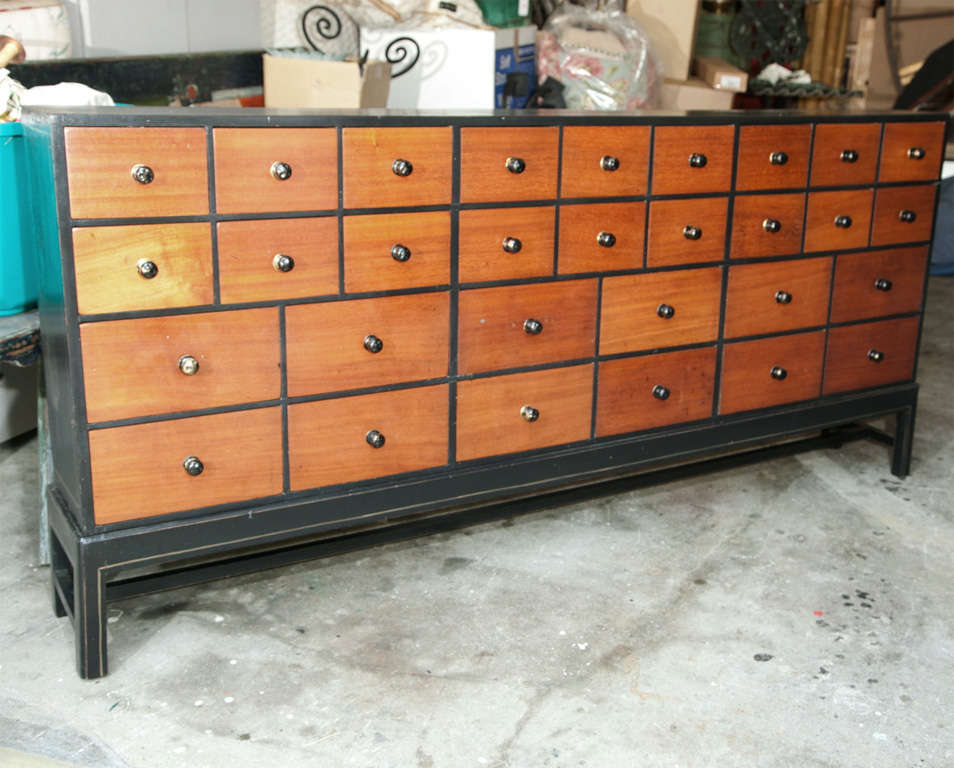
[871,184,937,246]
[72,223,213,315]
[651,125,735,195]
[803,188,873,253]
[560,125,650,198]
[596,347,716,437]
[213,128,337,214]
[878,122,945,183]
[460,126,559,202]
[647,196,728,267]
[459,206,555,283]
[456,365,592,461]
[343,127,452,208]
[810,123,880,187]
[600,268,722,355]
[285,292,449,397]
[217,217,338,303]
[89,407,282,524]
[736,124,811,191]
[289,385,448,491]
[823,317,919,395]
[830,246,928,324]
[458,280,597,374]
[64,127,208,219]
[719,331,825,414]
[730,192,805,259]
[558,202,645,274]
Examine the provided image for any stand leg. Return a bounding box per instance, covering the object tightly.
[49,527,68,618]
[74,546,108,679]
[891,405,916,478]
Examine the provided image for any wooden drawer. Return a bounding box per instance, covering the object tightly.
[286,293,449,397]
[720,331,825,414]
[460,127,559,202]
[830,246,928,324]
[213,128,337,214]
[730,192,805,259]
[652,125,735,195]
[289,385,448,491]
[81,308,280,423]
[871,185,937,246]
[879,122,945,183]
[64,127,208,219]
[459,206,555,283]
[823,317,920,395]
[342,127,452,208]
[600,267,722,355]
[810,123,880,187]
[736,124,811,191]
[458,280,597,374]
[72,223,213,315]
[456,365,592,461]
[596,347,716,437]
[217,217,338,303]
[647,196,728,267]
[724,257,832,338]
[560,125,650,198]
[558,202,645,274]
[344,211,450,292]
[803,189,874,253]
[89,407,282,525]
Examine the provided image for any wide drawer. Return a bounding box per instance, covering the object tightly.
[289,385,448,491]
[736,124,811,191]
[459,206,555,283]
[456,365,593,461]
[730,192,805,259]
[803,189,873,253]
[89,407,282,525]
[81,308,280,423]
[460,126,559,202]
[879,122,945,183]
[286,292,449,396]
[810,123,880,187]
[870,184,937,246]
[647,196,728,267]
[830,246,928,324]
[558,202,645,274]
[651,125,734,195]
[560,125,650,198]
[823,317,920,395]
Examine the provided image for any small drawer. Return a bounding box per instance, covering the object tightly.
[217,217,338,303]
[344,211,450,293]
[558,202,645,274]
[823,317,920,395]
[879,122,945,183]
[720,331,825,414]
[830,246,928,324]
[459,206,554,283]
[72,223,213,315]
[64,127,208,219]
[871,185,937,246]
[213,128,337,214]
[651,125,735,195]
[810,123,880,187]
[460,127,559,202]
[286,293,449,397]
[803,189,874,253]
[724,257,832,338]
[596,347,716,437]
[599,267,722,355]
[81,308,280,423]
[342,127,452,208]
[89,407,283,525]
[289,385,448,491]
[458,280,597,374]
[560,125,650,198]
[456,365,592,461]
[730,192,805,259]
[736,124,811,191]
[647,196,728,267]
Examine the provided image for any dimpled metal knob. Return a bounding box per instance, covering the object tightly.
[689,153,707,168]
[523,318,543,335]
[868,349,884,363]
[763,218,781,233]
[506,156,526,174]
[841,149,859,163]
[183,456,204,476]
[769,151,788,165]
[770,366,787,380]
[272,253,294,272]
[834,215,852,228]
[520,405,539,422]
[366,430,386,448]
[652,384,670,401]
[775,290,792,304]
[600,155,620,171]
[597,231,616,248]
[392,158,413,177]
[136,259,158,279]
[269,161,292,181]
[657,303,675,319]
[502,236,522,254]
[178,355,199,376]
[908,147,925,160]
[874,278,893,291]
[363,334,383,354]
[391,244,411,262]
[131,164,154,184]
[899,209,917,223]
[683,225,702,240]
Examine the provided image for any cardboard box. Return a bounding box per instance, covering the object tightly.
[626,0,699,82]
[263,53,390,109]
[660,77,735,110]
[494,25,536,109]
[694,56,749,92]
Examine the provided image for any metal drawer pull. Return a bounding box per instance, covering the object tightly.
[689,153,707,168]
[775,290,792,305]
[867,349,884,363]
[391,244,411,262]
[657,303,675,319]
[505,156,526,174]
[769,151,788,165]
[272,253,294,272]
[391,158,413,177]
[523,318,543,335]
[652,384,670,401]
[502,236,522,254]
[597,231,616,248]
[136,259,158,279]
[834,215,852,228]
[600,155,620,171]
[899,209,916,223]
[683,225,702,240]
[520,405,540,422]
[840,149,858,163]
[365,430,386,448]
[178,355,199,376]
[269,161,292,181]
[907,147,925,160]
[874,278,893,291]
[762,218,781,233]
[363,334,383,354]
[770,366,787,380]
[130,164,154,184]
[182,456,204,476]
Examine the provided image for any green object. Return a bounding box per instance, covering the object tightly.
[475,0,530,29]
[695,0,736,62]
[0,122,37,316]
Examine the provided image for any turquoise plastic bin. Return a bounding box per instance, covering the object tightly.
[1,121,37,316]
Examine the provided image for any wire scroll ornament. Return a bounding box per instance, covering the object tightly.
[301,5,343,53]
[384,37,420,78]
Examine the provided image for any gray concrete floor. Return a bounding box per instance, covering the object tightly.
[1,277,952,768]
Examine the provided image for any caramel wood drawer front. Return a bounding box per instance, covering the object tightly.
[736,124,811,191]
[803,189,874,254]
[871,184,937,246]
[456,365,592,461]
[81,308,280,423]
[64,127,208,219]
[810,123,880,187]
[460,126,559,202]
[830,246,928,324]
[720,331,826,414]
[72,223,213,315]
[344,211,451,292]
[823,317,920,395]
[558,202,645,274]
[596,347,716,437]
[286,292,449,397]
[730,192,805,259]
[652,125,735,195]
[89,407,282,525]
[217,217,338,303]
[879,122,945,183]
[647,197,728,267]
[289,385,448,491]
[600,268,722,355]
[724,257,832,339]
[560,125,650,198]
[459,206,555,283]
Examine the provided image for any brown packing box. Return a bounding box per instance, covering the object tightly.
[660,78,735,110]
[694,56,749,93]
[263,53,390,109]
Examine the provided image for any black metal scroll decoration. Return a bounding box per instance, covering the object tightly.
[385,37,420,78]
[301,5,342,54]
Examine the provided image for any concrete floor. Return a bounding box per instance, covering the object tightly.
[1,277,951,768]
